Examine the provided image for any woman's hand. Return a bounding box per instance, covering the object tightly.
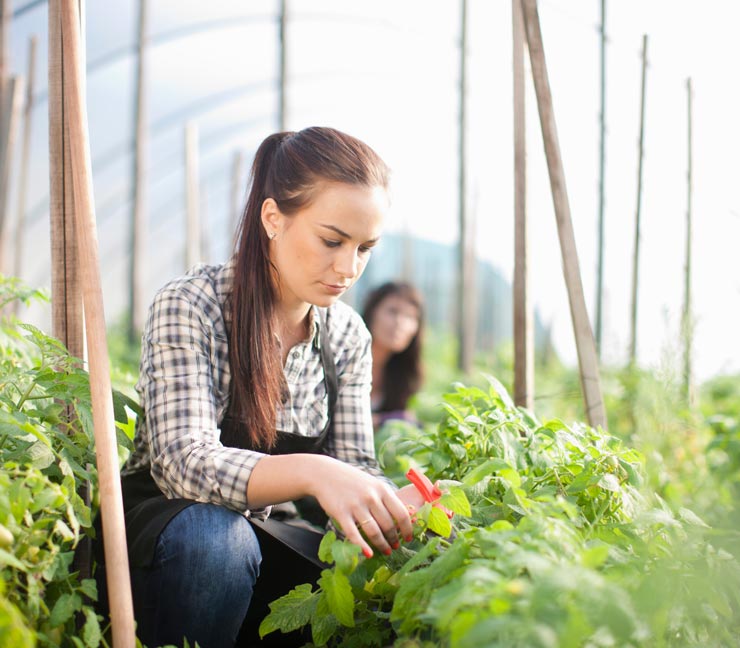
[308,456,414,559]
[248,453,414,558]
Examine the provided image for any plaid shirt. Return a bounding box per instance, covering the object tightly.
[123,259,386,515]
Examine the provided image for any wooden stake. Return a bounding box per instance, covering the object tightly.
[682,77,693,406]
[230,149,244,250]
[595,0,607,356]
[49,0,83,360]
[520,0,607,429]
[278,0,287,131]
[629,35,648,366]
[0,75,24,275]
[457,0,473,374]
[13,36,37,308]
[129,0,148,340]
[0,0,9,111]
[58,1,135,645]
[185,120,200,270]
[512,0,533,410]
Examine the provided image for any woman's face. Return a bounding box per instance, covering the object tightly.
[370,294,420,355]
[263,181,388,311]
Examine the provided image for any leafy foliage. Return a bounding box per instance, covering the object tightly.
[263,377,740,646]
[0,280,136,647]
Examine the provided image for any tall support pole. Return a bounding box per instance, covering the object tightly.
[278,0,287,131]
[13,35,37,298]
[184,121,200,270]
[49,0,83,359]
[0,74,23,274]
[520,0,606,429]
[628,35,648,366]
[595,0,606,356]
[682,77,693,406]
[512,0,533,409]
[129,0,148,341]
[457,0,473,373]
[230,149,244,249]
[0,0,9,111]
[58,0,135,644]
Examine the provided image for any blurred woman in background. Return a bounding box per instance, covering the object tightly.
[362,281,425,428]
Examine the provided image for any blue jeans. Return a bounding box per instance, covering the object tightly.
[132,503,261,648]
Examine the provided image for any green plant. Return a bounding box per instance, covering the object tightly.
[0,278,137,647]
[262,377,740,646]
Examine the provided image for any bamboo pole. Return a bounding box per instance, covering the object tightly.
[49,0,83,360]
[230,149,244,249]
[0,0,9,112]
[185,120,200,269]
[512,0,533,409]
[519,0,607,429]
[278,0,287,131]
[628,35,648,366]
[13,36,37,304]
[595,0,607,356]
[457,0,473,373]
[129,0,148,341]
[0,75,24,275]
[58,0,135,645]
[682,77,693,406]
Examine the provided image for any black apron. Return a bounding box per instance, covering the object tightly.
[96,311,338,645]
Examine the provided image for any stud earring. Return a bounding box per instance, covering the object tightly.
[269,232,276,240]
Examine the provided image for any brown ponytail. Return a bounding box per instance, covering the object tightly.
[229,127,389,448]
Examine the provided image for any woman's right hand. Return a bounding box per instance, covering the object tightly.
[308,455,414,558]
[248,453,413,558]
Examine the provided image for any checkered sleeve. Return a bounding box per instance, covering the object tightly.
[323,310,395,488]
[140,286,266,513]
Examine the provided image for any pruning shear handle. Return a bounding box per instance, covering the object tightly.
[406,468,453,519]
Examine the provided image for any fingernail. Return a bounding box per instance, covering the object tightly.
[363,548,373,559]
[411,517,417,524]
[392,541,400,550]
[383,548,392,556]
[405,535,413,542]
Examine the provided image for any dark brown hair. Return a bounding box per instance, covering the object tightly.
[361,281,425,413]
[229,127,390,448]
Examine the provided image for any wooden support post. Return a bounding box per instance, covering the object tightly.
[629,35,648,366]
[184,121,200,270]
[513,0,533,410]
[595,0,607,356]
[682,77,693,406]
[457,0,474,374]
[230,149,244,249]
[520,0,607,429]
[0,0,9,110]
[129,0,148,341]
[278,0,287,131]
[13,36,37,304]
[58,0,135,645]
[0,75,23,275]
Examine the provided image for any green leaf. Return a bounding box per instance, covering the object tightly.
[318,569,355,627]
[462,458,511,486]
[79,579,98,602]
[439,487,471,517]
[598,473,620,492]
[581,544,610,568]
[0,547,26,570]
[427,507,452,538]
[49,593,81,627]
[318,531,337,564]
[82,607,102,647]
[259,583,317,637]
[331,540,361,575]
[311,594,339,646]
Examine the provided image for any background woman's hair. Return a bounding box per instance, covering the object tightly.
[361,281,425,414]
[229,126,390,448]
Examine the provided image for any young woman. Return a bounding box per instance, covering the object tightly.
[113,127,422,647]
[362,281,425,428]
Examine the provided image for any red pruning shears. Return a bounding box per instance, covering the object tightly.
[406,468,454,519]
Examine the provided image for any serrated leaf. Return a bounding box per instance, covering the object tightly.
[312,594,339,646]
[598,473,620,492]
[582,544,610,568]
[318,569,354,627]
[331,540,361,575]
[318,531,337,564]
[82,607,101,647]
[439,487,471,517]
[49,593,81,627]
[427,507,452,538]
[0,548,26,570]
[259,583,317,637]
[462,458,511,486]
